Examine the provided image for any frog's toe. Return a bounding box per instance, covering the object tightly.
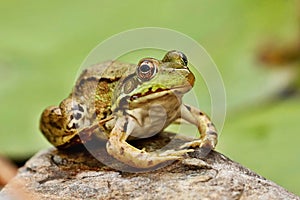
[147,152,185,164]
[158,148,194,157]
[136,154,182,168]
[179,139,202,149]
[179,139,214,158]
[143,149,193,168]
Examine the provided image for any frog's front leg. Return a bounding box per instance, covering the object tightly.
[179,104,218,156]
[106,116,192,168]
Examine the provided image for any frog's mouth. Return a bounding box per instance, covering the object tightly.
[129,85,192,102]
[114,85,192,111]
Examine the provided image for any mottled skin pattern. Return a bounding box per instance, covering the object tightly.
[40,50,218,169]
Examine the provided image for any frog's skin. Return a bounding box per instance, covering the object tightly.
[40,50,218,169]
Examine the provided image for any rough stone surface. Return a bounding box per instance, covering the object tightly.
[0,133,299,200]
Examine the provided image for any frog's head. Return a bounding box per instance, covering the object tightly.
[113,50,195,110]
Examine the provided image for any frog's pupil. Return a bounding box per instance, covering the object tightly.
[140,64,150,72]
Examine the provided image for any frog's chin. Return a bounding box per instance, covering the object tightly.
[171,85,193,94]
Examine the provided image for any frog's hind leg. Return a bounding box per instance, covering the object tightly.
[106,116,193,169]
[40,98,87,148]
[178,104,218,157]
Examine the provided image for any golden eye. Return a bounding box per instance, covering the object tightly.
[137,60,157,81]
[162,50,188,66]
[179,52,188,66]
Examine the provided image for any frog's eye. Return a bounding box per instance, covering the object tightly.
[180,52,188,66]
[162,50,188,66]
[137,60,157,81]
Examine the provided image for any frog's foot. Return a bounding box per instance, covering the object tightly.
[156,148,194,157]
[142,148,194,168]
[178,104,218,157]
[179,139,214,158]
[107,116,195,169]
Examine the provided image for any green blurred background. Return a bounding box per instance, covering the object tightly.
[1,0,300,195]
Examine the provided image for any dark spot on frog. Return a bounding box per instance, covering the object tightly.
[207,122,214,128]
[207,130,218,137]
[100,110,110,120]
[77,76,98,90]
[50,121,62,130]
[130,95,138,101]
[123,120,129,133]
[185,105,191,111]
[67,123,79,130]
[120,147,124,155]
[50,108,60,114]
[82,69,88,74]
[78,104,84,112]
[199,112,204,116]
[118,96,129,109]
[99,77,121,83]
[148,160,153,166]
[73,123,79,129]
[74,113,82,120]
[71,104,84,112]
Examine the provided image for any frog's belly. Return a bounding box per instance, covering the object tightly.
[130,116,168,139]
[128,103,180,139]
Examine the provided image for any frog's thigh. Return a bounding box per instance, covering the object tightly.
[179,104,218,155]
[106,117,192,168]
[40,106,66,146]
[40,98,88,147]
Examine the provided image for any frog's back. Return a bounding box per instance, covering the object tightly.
[73,60,136,120]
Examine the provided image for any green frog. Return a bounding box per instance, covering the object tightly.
[40,50,218,169]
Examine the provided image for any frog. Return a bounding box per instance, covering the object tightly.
[40,50,218,169]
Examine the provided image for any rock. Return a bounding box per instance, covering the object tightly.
[0,132,299,200]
